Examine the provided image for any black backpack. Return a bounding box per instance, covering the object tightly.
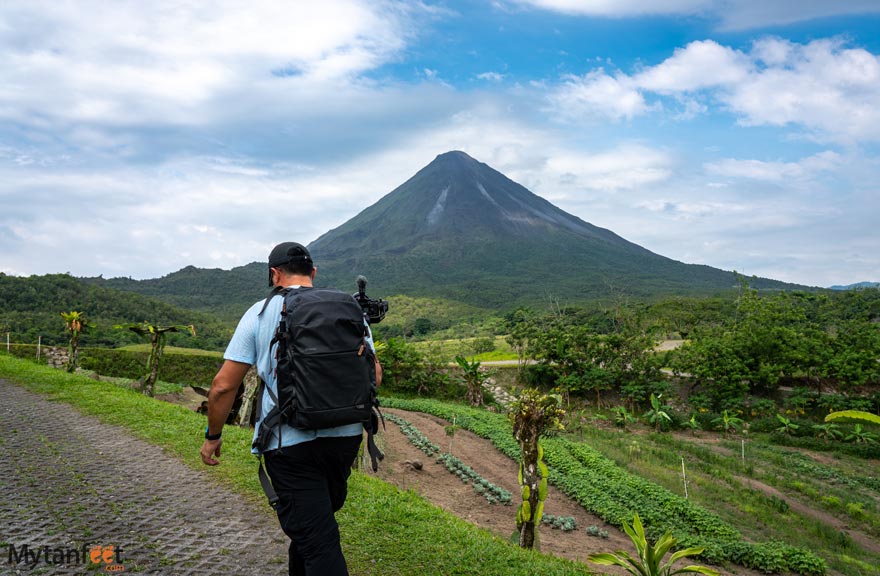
[253,287,384,506]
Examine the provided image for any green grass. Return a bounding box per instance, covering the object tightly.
[115,344,224,357]
[0,354,592,576]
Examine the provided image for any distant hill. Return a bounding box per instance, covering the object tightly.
[82,263,268,323]
[829,281,880,291]
[0,273,231,349]
[82,151,809,317]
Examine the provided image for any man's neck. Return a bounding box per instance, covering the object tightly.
[276,274,312,288]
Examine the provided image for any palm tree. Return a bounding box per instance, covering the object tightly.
[588,513,719,576]
[115,322,196,396]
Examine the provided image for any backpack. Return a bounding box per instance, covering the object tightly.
[253,287,384,507]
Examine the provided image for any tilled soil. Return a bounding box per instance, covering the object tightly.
[375,408,634,566]
[0,379,288,575]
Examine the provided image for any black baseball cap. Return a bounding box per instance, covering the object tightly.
[268,242,313,268]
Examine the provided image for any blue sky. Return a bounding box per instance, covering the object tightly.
[1,0,878,288]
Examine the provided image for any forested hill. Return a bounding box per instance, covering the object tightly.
[0,273,232,350]
[82,262,268,323]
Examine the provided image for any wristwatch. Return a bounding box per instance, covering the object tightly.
[205,426,222,441]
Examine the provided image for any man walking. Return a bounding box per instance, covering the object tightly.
[200,241,380,576]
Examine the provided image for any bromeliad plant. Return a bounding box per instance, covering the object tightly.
[588,513,720,576]
[114,322,196,396]
[60,311,92,373]
[511,388,565,549]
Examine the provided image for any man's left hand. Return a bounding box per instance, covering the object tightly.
[200,439,223,466]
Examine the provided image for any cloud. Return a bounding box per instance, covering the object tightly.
[547,38,880,143]
[476,72,506,82]
[0,0,414,128]
[509,0,880,30]
[549,69,654,122]
[704,151,843,182]
[633,40,751,92]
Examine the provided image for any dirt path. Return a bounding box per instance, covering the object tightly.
[0,379,288,574]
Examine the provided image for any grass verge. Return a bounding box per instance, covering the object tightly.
[0,354,592,576]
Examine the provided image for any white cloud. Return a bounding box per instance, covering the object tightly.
[549,69,654,122]
[0,1,413,126]
[634,40,750,92]
[704,151,843,181]
[547,38,880,143]
[476,72,506,82]
[509,0,880,30]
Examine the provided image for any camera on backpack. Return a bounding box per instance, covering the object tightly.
[353,275,388,324]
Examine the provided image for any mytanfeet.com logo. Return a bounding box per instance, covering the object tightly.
[5,542,125,572]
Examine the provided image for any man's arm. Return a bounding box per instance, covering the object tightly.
[200,360,251,465]
[375,358,382,387]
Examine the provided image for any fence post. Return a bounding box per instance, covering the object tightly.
[37,336,42,360]
[6,332,9,352]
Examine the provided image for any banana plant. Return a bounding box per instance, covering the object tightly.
[115,322,196,396]
[644,393,672,432]
[454,355,494,406]
[60,311,92,372]
[711,410,744,438]
[588,513,720,576]
[775,413,799,435]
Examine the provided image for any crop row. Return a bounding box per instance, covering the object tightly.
[385,411,512,505]
[382,396,826,576]
[385,412,441,456]
[436,452,513,505]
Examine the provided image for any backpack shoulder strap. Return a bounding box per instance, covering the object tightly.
[257,286,285,317]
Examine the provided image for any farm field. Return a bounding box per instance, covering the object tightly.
[3,349,879,575]
[382,396,879,576]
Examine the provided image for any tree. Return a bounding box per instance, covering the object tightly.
[60,311,92,372]
[510,389,565,549]
[115,322,196,396]
[588,513,719,576]
[644,393,673,432]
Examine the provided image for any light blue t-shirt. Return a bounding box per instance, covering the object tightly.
[223,286,367,454]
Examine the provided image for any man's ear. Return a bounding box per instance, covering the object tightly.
[310,267,317,280]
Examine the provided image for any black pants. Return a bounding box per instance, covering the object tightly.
[264,435,362,576]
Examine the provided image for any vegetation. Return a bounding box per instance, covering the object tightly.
[511,389,565,549]
[115,322,196,396]
[0,355,591,576]
[382,397,827,575]
[60,310,91,372]
[588,513,720,576]
[0,272,230,350]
